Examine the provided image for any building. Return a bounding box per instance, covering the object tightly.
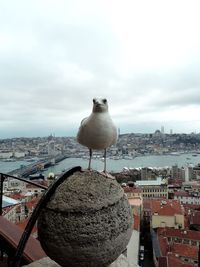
[123,186,142,199]
[2,196,20,223]
[150,199,185,229]
[173,191,200,205]
[171,165,180,179]
[153,228,199,267]
[135,177,168,199]
[184,166,194,182]
[126,198,142,267]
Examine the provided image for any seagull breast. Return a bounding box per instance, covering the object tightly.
[77,98,118,150]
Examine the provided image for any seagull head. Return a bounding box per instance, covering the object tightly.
[92,98,108,113]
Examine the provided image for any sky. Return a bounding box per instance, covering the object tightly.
[0,0,200,138]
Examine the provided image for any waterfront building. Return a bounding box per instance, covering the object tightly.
[0,151,13,159]
[185,165,194,182]
[171,165,180,179]
[13,151,26,158]
[141,167,148,180]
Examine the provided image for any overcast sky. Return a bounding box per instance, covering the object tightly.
[0,0,200,138]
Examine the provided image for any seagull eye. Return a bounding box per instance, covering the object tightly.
[102,99,107,104]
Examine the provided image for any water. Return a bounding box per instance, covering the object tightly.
[1,153,200,175]
[0,160,31,174]
[42,153,200,175]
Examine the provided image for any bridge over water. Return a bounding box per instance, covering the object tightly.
[8,154,69,178]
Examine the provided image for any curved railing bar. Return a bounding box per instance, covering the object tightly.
[0,173,48,190]
[0,173,48,216]
[10,166,82,267]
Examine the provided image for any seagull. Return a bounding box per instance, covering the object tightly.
[77,98,118,174]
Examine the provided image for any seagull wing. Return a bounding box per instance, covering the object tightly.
[80,117,88,127]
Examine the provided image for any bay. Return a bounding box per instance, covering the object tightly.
[1,153,200,175]
[43,153,200,175]
[0,160,31,174]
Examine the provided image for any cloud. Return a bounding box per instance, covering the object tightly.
[0,0,200,137]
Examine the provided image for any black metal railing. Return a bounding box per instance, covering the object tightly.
[0,173,47,216]
[0,166,82,267]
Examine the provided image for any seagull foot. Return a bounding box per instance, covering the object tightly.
[81,167,93,172]
[98,171,115,180]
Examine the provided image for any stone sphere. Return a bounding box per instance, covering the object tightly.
[38,171,132,267]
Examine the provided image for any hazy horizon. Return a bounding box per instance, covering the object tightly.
[0,127,199,140]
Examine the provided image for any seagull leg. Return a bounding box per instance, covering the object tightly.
[88,148,92,170]
[103,149,107,173]
[99,149,115,179]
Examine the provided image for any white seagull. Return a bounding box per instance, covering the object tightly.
[77,98,118,174]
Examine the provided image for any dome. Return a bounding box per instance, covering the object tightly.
[48,172,55,179]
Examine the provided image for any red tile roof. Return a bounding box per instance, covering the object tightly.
[171,243,198,260]
[123,186,142,193]
[183,204,200,211]
[190,211,200,225]
[9,192,23,200]
[157,228,200,242]
[168,253,195,267]
[143,199,151,210]
[25,197,39,210]
[157,227,199,266]
[151,199,184,216]
[158,256,167,267]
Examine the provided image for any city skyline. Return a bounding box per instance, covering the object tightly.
[0,1,200,138]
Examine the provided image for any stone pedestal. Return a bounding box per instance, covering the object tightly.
[38,170,132,267]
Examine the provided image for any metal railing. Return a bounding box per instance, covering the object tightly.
[0,166,82,267]
[0,173,47,216]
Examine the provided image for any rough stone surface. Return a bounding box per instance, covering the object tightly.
[23,257,60,267]
[38,171,132,267]
[23,254,130,267]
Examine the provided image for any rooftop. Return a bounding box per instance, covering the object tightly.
[157,227,200,241]
[135,177,167,186]
[2,195,19,208]
[174,191,189,197]
[167,254,195,267]
[128,197,142,207]
[151,199,184,216]
[171,243,198,260]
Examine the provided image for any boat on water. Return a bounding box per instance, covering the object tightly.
[2,158,16,162]
[29,173,45,180]
[123,155,135,160]
[110,156,122,160]
[169,152,180,156]
[26,157,39,162]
